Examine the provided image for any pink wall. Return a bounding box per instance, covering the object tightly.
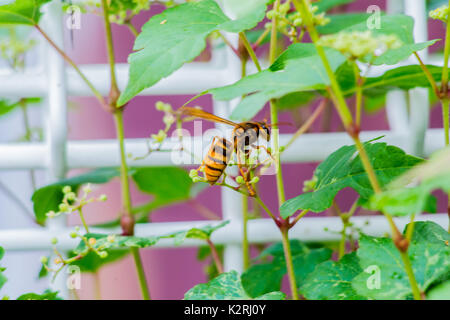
[63,1,446,299]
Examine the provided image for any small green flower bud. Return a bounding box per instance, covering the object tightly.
[40,256,48,264]
[75,226,80,232]
[46,210,56,218]
[99,194,108,202]
[235,176,245,184]
[107,235,116,243]
[83,183,92,194]
[65,192,76,201]
[189,169,199,178]
[151,129,167,143]
[88,238,97,246]
[53,257,62,265]
[51,237,58,245]
[99,251,108,259]
[62,186,72,194]
[429,5,449,22]
[59,203,69,212]
[250,177,260,184]
[69,231,77,239]
[192,177,202,183]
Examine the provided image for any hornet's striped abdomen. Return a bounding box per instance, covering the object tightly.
[203,137,233,184]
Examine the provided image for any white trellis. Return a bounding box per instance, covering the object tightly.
[0,0,448,298]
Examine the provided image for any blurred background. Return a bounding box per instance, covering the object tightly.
[0,0,447,299]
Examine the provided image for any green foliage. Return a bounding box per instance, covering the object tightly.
[31,167,121,224]
[352,222,450,300]
[300,252,367,300]
[0,0,51,25]
[17,290,62,300]
[209,43,346,120]
[315,0,354,13]
[359,65,444,97]
[118,0,268,106]
[68,249,129,273]
[280,140,423,218]
[0,246,6,290]
[427,281,450,300]
[241,240,332,298]
[0,98,40,117]
[184,270,286,300]
[73,233,159,254]
[197,245,224,280]
[161,221,229,245]
[317,13,371,34]
[369,148,450,216]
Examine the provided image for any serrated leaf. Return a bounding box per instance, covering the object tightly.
[118,0,268,106]
[242,241,332,298]
[300,252,367,300]
[358,65,444,97]
[208,43,346,121]
[0,0,51,25]
[369,148,450,216]
[17,290,62,300]
[31,167,122,225]
[184,270,285,300]
[161,221,229,245]
[352,222,450,300]
[73,233,159,254]
[280,141,422,218]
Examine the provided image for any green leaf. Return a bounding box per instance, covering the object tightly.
[184,270,285,300]
[427,281,450,300]
[277,91,317,110]
[359,65,443,97]
[118,0,268,106]
[68,249,129,273]
[317,13,372,34]
[315,0,354,13]
[254,240,308,260]
[369,148,450,216]
[0,0,51,25]
[0,246,6,290]
[17,290,62,300]
[73,233,159,254]
[161,221,229,245]
[352,222,450,300]
[300,252,367,300]
[242,241,332,297]
[280,140,423,218]
[31,167,121,225]
[132,167,194,221]
[208,43,346,121]
[0,97,40,117]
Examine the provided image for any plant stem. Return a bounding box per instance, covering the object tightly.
[131,247,151,300]
[338,224,347,259]
[101,0,120,105]
[253,28,270,49]
[242,194,250,270]
[101,0,150,300]
[443,98,450,146]
[218,32,241,58]
[206,239,224,274]
[280,228,299,300]
[353,62,363,127]
[19,99,37,191]
[400,250,422,300]
[352,136,381,193]
[292,0,353,128]
[239,32,262,72]
[34,25,107,108]
[290,209,309,227]
[269,0,286,207]
[284,98,327,149]
[253,195,277,222]
[414,52,440,98]
[125,21,139,38]
[78,207,90,233]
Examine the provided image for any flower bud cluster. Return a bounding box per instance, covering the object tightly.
[318,31,402,60]
[429,5,449,22]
